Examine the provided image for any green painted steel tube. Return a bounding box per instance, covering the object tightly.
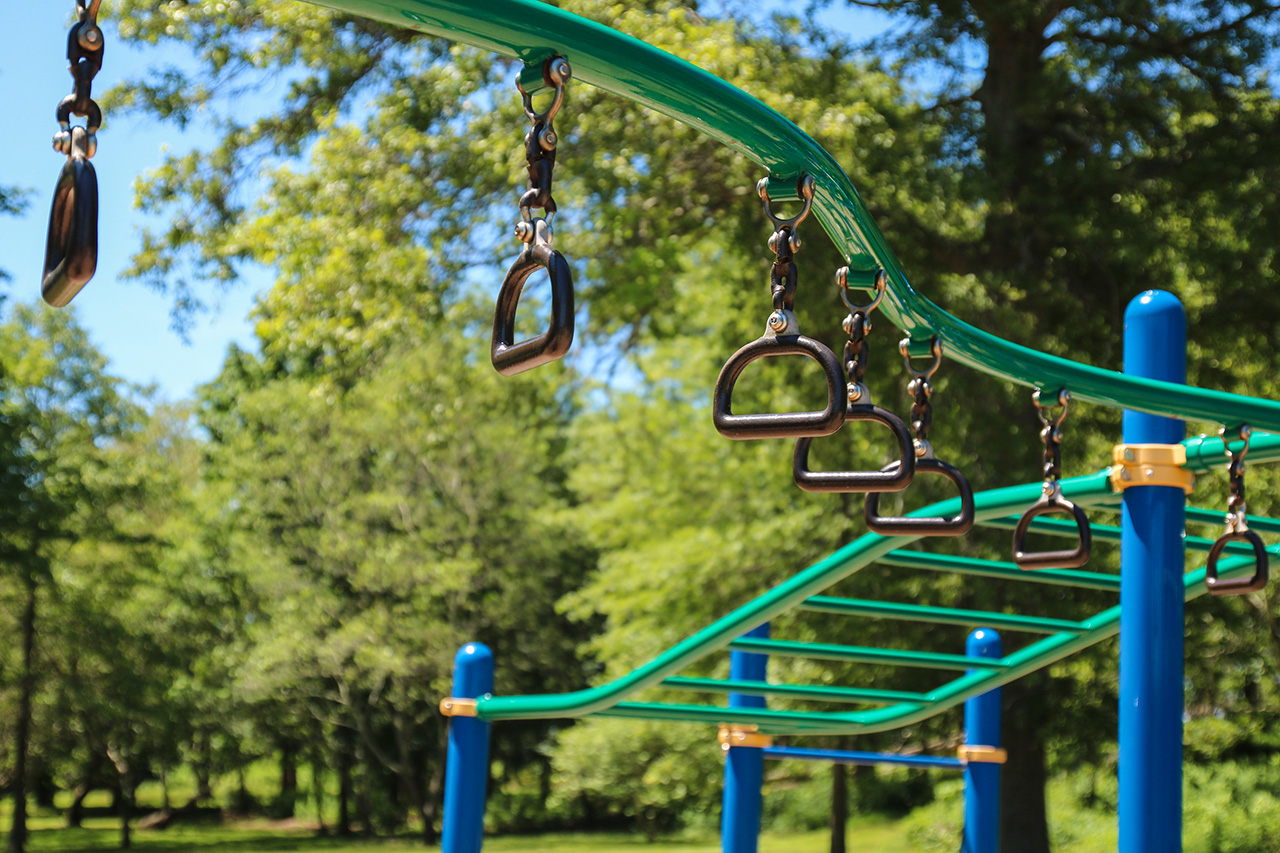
[876,550,1121,591]
[800,595,1086,635]
[983,513,1259,556]
[309,0,1280,430]
[662,677,928,706]
[1184,507,1280,535]
[471,471,1112,722]
[729,637,1010,671]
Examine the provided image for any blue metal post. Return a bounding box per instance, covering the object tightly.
[1119,290,1187,852]
[441,642,494,853]
[722,623,769,853]
[962,628,1003,853]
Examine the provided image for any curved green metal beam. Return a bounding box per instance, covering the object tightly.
[311,0,1280,430]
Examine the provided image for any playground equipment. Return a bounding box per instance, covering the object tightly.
[44,1,1280,850]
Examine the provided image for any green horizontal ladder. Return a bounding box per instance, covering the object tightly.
[315,0,1280,431]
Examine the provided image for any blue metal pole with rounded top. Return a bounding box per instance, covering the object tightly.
[722,623,769,853]
[441,642,494,853]
[1119,290,1187,852]
[962,628,1002,853]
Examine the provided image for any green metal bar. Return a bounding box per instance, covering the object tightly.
[593,702,912,732]
[471,472,1111,721]
[1184,506,1280,535]
[729,637,1009,672]
[661,677,928,706]
[983,514,1260,555]
[800,595,1086,635]
[877,549,1121,591]
[311,0,1280,430]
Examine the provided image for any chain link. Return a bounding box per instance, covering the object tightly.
[758,176,814,320]
[54,1,105,160]
[515,57,571,241]
[1222,424,1252,533]
[1033,388,1070,493]
[838,268,886,404]
[900,337,943,458]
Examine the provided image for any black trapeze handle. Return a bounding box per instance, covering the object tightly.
[712,332,845,440]
[1205,530,1269,596]
[1012,495,1093,570]
[42,127,99,308]
[793,404,915,493]
[490,239,575,376]
[864,457,975,536]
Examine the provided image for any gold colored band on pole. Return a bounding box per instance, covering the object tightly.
[439,698,479,717]
[957,744,1008,765]
[1109,443,1195,493]
[718,725,773,750]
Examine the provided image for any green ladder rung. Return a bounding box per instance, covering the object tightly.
[661,677,928,706]
[800,595,1087,635]
[730,637,1009,672]
[593,701,883,730]
[1184,507,1280,535]
[877,549,1120,591]
[982,512,1263,555]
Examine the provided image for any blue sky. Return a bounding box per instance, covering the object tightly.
[1,2,890,402]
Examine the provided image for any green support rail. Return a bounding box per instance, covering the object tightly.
[310,0,1280,431]
[800,595,1087,635]
[729,637,1011,672]
[875,550,1121,591]
[662,677,928,706]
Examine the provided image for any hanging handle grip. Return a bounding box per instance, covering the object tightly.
[43,126,99,307]
[712,310,845,440]
[863,458,975,536]
[793,404,915,493]
[1205,530,1268,596]
[491,219,575,376]
[1012,491,1093,570]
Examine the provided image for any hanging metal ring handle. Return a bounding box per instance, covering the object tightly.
[712,308,845,440]
[491,218,575,376]
[1205,424,1267,595]
[793,403,915,493]
[1012,483,1094,570]
[864,457,975,536]
[43,126,99,308]
[1205,531,1269,595]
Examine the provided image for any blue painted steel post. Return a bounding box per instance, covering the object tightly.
[962,628,1003,853]
[441,642,494,853]
[722,623,769,853]
[1119,290,1187,852]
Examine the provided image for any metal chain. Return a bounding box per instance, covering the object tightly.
[515,57,571,245]
[758,176,814,327]
[901,337,943,458]
[1033,388,1070,495]
[839,268,886,405]
[54,1,105,160]
[1222,424,1252,533]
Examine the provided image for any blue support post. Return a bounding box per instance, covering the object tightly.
[1119,290,1187,852]
[722,623,769,853]
[441,642,494,853]
[963,628,1003,853]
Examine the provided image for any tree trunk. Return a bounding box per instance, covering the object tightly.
[311,746,327,834]
[280,745,297,817]
[7,572,38,853]
[106,746,134,850]
[67,783,92,828]
[829,762,848,853]
[337,735,353,836]
[194,732,213,801]
[999,680,1050,853]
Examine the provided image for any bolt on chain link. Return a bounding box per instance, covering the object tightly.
[514,57,571,246]
[838,268,886,405]
[900,337,943,458]
[1033,388,1070,495]
[1222,424,1253,533]
[759,175,814,330]
[55,0,105,160]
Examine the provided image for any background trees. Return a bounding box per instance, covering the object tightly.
[2,1,1279,851]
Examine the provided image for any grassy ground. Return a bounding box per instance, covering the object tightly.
[12,814,915,853]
